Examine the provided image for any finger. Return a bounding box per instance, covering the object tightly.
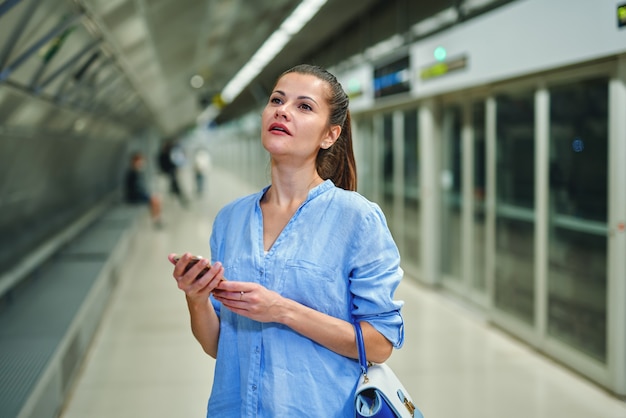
[231,290,248,302]
[172,252,193,276]
[213,294,251,315]
[185,257,211,281]
[195,263,223,288]
[211,289,242,302]
[216,280,246,293]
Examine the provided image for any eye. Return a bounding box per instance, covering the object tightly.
[270,96,282,105]
[299,102,312,111]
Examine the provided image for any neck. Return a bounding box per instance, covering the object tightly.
[265,166,323,206]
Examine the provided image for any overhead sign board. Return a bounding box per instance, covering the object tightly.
[373,56,411,98]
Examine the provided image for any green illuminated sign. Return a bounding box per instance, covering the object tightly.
[619,3,626,28]
[434,46,447,62]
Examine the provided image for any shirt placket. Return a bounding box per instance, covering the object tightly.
[244,338,262,416]
[244,258,267,416]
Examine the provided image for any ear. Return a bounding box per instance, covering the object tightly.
[321,125,341,149]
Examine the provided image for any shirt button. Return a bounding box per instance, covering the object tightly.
[252,384,257,391]
[255,346,260,354]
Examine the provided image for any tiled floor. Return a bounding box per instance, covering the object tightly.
[59,167,626,418]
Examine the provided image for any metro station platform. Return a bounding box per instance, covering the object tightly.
[57,167,626,418]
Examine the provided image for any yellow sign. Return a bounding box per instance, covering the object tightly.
[212,94,226,109]
[420,56,468,81]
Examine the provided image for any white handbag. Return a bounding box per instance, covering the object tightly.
[353,322,424,418]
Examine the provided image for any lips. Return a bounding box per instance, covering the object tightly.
[269,123,291,135]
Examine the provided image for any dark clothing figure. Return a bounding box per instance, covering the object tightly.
[125,152,162,226]
[125,167,150,204]
[158,140,188,207]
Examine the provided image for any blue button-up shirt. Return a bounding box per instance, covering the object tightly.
[207,180,404,417]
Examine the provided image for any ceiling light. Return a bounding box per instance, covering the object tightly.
[219,0,327,105]
[190,74,204,89]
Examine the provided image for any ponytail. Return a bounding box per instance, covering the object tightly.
[316,111,357,191]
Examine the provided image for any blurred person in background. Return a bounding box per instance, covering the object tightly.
[158,139,189,207]
[193,147,211,197]
[125,152,163,228]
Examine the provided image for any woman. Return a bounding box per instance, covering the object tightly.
[170,64,404,417]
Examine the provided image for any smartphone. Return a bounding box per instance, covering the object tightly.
[173,255,210,277]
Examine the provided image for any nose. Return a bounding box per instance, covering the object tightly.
[275,104,289,119]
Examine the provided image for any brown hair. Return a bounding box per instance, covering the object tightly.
[279,64,357,191]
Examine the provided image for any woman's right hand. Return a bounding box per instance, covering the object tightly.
[168,253,225,304]
[168,252,223,358]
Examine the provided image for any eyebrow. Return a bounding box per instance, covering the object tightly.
[273,90,319,105]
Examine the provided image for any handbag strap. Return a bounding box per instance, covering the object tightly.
[353,321,369,376]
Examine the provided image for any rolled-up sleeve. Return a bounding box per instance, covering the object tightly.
[349,203,405,348]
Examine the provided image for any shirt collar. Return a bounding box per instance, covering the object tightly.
[257,179,334,205]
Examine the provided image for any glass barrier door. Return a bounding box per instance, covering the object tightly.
[438,100,489,303]
[547,78,609,362]
[403,108,421,274]
[493,91,536,326]
[472,101,488,294]
[381,113,396,234]
[440,105,463,284]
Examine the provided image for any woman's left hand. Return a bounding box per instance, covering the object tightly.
[213,281,286,323]
[214,280,393,362]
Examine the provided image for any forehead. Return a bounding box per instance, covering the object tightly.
[274,72,329,100]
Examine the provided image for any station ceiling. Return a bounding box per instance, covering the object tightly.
[92,0,388,136]
[2,0,488,138]
[1,0,383,137]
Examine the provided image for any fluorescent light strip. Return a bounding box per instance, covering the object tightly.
[220,0,327,104]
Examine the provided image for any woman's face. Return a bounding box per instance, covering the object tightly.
[261,72,340,163]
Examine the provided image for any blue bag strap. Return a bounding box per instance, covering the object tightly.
[354,321,369,375]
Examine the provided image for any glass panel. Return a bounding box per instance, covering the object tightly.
[403,108,420,267]
[357,118,375,200]
[547,78,608,362]
[472,101,487,291]
[494,91,535,324]
[381,114,394,219]
[440,106,462,279]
